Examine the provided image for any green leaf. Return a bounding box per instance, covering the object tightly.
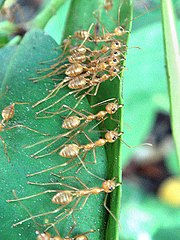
[44,0,72,44]
[0,0,5,9]
[0,34,9,47]
[161,0,180,167]
[61,0,133,239]
[0,45,16,81]
[0,29,107,239]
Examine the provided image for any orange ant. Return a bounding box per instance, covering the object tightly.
[36,230,94,240]
[68,23,95,48]
[44,98,123,127]
[32,65,124,117]
[32,43,125,112]
[104,0,113,11]
[7,175,121,231]
[9,190,94,240]
[35,47,123,82]
[25,129,123,178]
[26,125,152,178]
[31,24,95,83]
[31,28,126,84]
[0,102,48,161]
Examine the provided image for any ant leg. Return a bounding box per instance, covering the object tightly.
[77,84,99,100]
[76,154,105,181]
[13,205,66,227]
[74,152,88,174]
[91,98,117,108]
[120,138,152,149]
[26,158,75,177]
[81,109,94,115]
[55,174,88,189]
[58,162,82,175]
[72,86,94,114]
[24,127,75,150]
[35,89,82,116]
[33,130,81,159]
[43,103,77,116]
[37,56,68,73]
[72,195,90,213]
[32,80,69,108]
[110,114,120,124]
[40,40,70,66]
[27,180,79,191]
[79,23,94,47]
[33,144,63,159]
[0,85,8,98]
[74,229,96,239]
[44,104,87,119]
[92,83,100,96]
[0,136,10,162]
[6,189,59,203]
[11,190,42,232]
[45,198,80,231]
[29,64,69,82]
[88,116,108,132]
[66,213,77,237]
[103,193,121,229]
[5,124,49,136]
[24,134,62,149]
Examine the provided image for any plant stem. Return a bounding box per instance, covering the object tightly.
[29,0,65,29]
[161,0,180,167]
[0,20,18,35]
[0,0,65,39]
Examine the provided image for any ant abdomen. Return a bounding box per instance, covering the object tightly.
[52,191,73,205]
[59,144,80,158]
[68,77,87,89]
[74,30,91,40]
[62,116,81,129]
[68,54,87,64]
[2,103,15,122]
[75,236,88,240]
[65,63,84,77]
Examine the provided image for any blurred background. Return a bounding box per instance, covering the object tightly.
[122,1,180,239]
[0,0,180,239]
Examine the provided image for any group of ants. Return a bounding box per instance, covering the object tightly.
[1,1,151,239]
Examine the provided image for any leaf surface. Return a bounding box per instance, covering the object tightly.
[0,29,107,239]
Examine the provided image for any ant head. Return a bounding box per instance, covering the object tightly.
[109,66,120,77]
[36,231,51,240]
[108,57,120,67]
[105,130,123,142]
[102,180,116,193]
[75,236,88,240]
[111,40,123,50]
[114,26,126,36]
[105,131,119,142]
[62,38,71,48]
[105,102,118,114]
[112,50,122,57]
